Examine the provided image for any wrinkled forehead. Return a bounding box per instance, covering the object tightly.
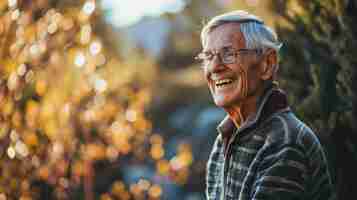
[204,23,246,51]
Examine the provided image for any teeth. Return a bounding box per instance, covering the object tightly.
[215,79,233,87]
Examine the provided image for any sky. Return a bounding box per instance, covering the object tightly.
[100,0,187,27]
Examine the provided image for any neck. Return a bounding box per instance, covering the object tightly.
[224,95,258,128]
[224,83,271,128]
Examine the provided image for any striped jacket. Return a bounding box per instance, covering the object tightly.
[206,87,335,200]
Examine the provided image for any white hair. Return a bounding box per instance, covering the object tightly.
[201,10,282,53]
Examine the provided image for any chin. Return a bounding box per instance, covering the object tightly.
[209,82,243,108]
[213,96,235,108]
[212,89,246,108]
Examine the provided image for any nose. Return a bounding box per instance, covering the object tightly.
[205,54,226,74]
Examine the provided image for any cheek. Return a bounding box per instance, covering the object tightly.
[205,77,215,94]
[246,66,262,92]
[236,63,248,93]
[204,73,213,88]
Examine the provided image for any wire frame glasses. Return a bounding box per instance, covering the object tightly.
[195,48,262,68]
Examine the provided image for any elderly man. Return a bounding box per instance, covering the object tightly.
[196,10,335,200]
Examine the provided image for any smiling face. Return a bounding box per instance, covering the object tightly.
[203,23,266,109]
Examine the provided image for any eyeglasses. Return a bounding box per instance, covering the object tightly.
[195,47,263,68]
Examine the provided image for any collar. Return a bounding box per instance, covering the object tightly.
[217,86,290,139]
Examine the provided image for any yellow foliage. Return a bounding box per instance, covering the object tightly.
[0,0,192,198]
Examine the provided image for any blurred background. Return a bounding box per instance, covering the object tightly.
[0,0,356,199]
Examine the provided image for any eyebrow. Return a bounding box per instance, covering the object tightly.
[203,45,234,53]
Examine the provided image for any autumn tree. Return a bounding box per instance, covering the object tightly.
[0,0,193,199]
[270,0,357,199]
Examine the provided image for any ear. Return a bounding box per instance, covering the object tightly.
[260,49,277,81]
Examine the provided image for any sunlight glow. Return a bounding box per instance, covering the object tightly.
[101,0,186,27]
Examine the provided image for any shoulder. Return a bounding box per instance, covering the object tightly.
[261,112,322,152]
[207,134,224,163]
[212,134,224,150]
[252,111,330,170]
[254,112,334,196]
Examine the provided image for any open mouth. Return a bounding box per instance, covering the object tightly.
[215,78,234,88]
